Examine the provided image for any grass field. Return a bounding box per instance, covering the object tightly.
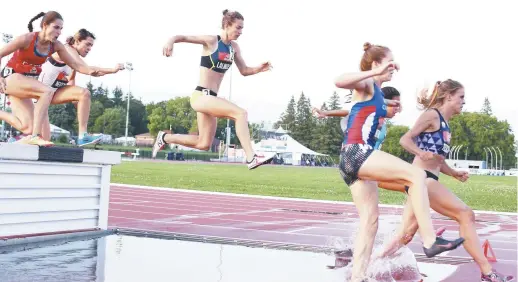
[111,160,518,213]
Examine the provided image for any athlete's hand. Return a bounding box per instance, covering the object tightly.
[453,170,469,182]
[419,151,444,162]
[384,99,400,107]
[374,61,399,76]
[114,63,125,72]
[0,77,6,93]
[312,107,327,118]
[258,61,272,72]
[90,70,104,77]
[163,39,174,57]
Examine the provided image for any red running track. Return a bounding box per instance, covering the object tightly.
[108,184,517,281]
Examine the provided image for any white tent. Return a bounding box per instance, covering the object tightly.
[252,134,329,166]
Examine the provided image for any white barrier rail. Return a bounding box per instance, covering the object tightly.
[0,143,121,238]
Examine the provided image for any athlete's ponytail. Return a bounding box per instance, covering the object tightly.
[417,79,464,110]
[28,12,45,32]
[27,11,63,32]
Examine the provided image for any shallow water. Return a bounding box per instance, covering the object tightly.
[0,234,433,282]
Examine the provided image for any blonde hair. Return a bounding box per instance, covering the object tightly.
[417,79,463,110]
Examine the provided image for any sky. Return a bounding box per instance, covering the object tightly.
[1,0,517,137]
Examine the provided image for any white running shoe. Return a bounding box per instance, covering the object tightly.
[152,131,167,159]
[247,152,276,170]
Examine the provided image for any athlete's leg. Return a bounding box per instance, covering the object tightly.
[50,85,91,135]
[348,179,379,281]
[165,111,217,150]
[158,94,254,159]
[50,85,102,146]
[378,181,406,192]
[4,74,54,145]
[191,95,254,160]
[377,198,418,258]
[424,180,494,275]
[357,150,464,255]
[0,96,34,135]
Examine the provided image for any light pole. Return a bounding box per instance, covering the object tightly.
[483,147,489,169]
[124,62,133,146]
[1,33,13,139]
[489,146,498,170]
[496,147,503,170]
[225,65,233,161]
[448,145,457,159]
[455,145,464,160]
[485,147,494,169]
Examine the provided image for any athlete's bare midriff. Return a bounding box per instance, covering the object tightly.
[412,155,441,176]
[196,37,232,94]
[198,67,225,94]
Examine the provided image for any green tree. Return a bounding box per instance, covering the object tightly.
[480,97,492,115]
[93,107,126,136]
[122,94,148,136]
[449,112,516,169]
[88,101,105,132]
[293,92,315,149]
[275,95,296,132]
[147,97,196,137]
[111,86,124,108]
[48,104,76,135]
[380,124,414,163]
[324,91,343,155]
[311,102,331,152]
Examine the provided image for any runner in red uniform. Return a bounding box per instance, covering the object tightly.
[0,11,100,146]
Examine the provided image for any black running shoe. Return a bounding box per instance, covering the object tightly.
[423,236,465,258]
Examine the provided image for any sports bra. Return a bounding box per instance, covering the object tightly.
[2,32,54,78]
[343,83,388,147]
[415,108,451,157]
[200,35,234,74]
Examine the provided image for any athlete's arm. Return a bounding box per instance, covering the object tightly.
[334,62,398,91]
[399,110,439,157]
[170,35,215,45]
[439,161,455,177]
[0,33,32,65]
[67,70,77,86]
[163,35,216,57]
[334,71,376,92]
[232,42,270,76]
[440,161,469,182]
[55,42,98,76]
[0,33,32,92]
[316,109,350,117]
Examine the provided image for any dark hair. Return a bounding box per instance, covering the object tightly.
[360,42,391,71]
[66,28,96,45]
[381,86,400,100]
[28,11,63,32]
[221,9,244,29]
[417,79,464,110]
